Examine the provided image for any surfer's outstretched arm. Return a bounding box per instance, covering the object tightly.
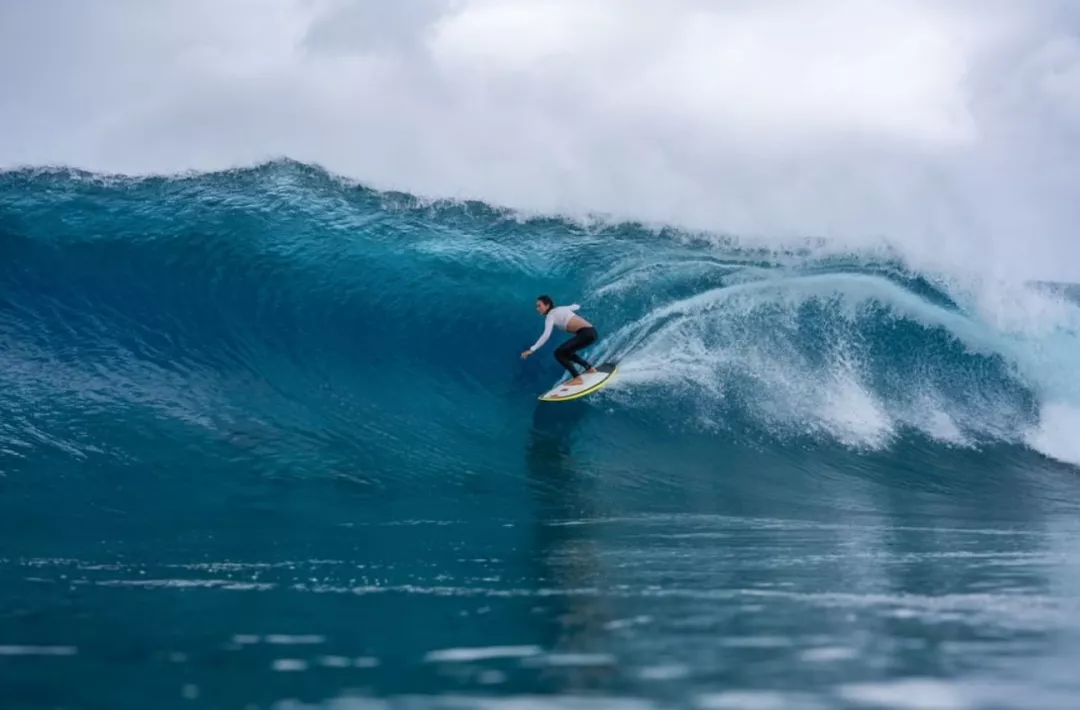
[522,314,554,358]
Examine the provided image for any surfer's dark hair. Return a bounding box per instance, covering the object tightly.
[537,295,554,308]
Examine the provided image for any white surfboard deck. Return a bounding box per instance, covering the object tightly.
[538,362,618,402]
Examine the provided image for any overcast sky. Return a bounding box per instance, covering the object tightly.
[1,0,1078,281]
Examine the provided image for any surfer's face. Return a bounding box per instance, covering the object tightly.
[536,300,549,315]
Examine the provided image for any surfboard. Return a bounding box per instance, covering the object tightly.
[538,362,618,402]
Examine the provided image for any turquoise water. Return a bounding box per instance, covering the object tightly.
[3,161,1080,709]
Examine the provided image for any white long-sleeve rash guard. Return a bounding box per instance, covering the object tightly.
[528,304,581,353]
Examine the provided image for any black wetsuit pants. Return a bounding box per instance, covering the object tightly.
[555,327,597,378]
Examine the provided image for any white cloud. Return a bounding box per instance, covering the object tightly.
[428,0,979,146]
[1,0,1079,281]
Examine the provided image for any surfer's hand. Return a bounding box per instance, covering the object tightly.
[520,350,532,359]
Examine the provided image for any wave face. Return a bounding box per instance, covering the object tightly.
[3,160,1079,481]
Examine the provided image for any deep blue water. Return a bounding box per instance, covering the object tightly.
[3,160,1080,709]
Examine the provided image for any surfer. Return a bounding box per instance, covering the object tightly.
[520,295,599,385]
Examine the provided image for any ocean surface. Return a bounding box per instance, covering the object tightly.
[3,160,1080,710]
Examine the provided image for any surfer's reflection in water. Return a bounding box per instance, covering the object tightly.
[523,403,622,693]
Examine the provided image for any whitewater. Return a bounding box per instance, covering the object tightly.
[3,159,1080,709]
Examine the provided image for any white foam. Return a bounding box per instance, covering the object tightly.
[800,646,858,662]
[1026,401,1080,468]
[423,646,542,662]
[696,691,823,710]
[271,659,309,672]
[904,395,968,446]
[603,615,653,630]
[838,678,970,710]
[815,361,894,450]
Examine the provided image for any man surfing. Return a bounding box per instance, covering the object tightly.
[520,295,599,386]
